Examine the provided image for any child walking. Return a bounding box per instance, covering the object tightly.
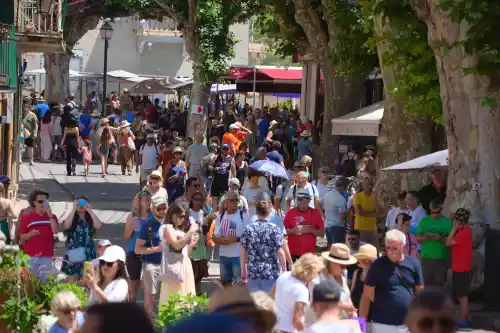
[81,139,92,176]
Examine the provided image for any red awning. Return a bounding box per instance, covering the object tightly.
[225,67,255,79]
[258,68,303,81]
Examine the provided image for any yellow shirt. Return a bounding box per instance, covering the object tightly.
[353,192,377,231]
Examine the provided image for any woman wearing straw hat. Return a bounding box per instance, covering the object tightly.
[306,243,358,324]
[351,244,378,309]
[116,120,135,176]
[297,130,312,162]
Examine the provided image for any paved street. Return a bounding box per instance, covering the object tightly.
[15,161,221,303]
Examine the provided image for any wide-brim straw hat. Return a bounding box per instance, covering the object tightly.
[208,286,276,333]
[148,170,163,182]
[353,244,378,261]
[321,243,358,265]
[100,118,110,124]
[119,120,131,128]
[90,110,101,117]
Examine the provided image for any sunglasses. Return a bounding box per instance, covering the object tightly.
[417,316,456,332]
[297,197,311,201]
[156,206,167,211]
[99,260,115,267]
[151,176,161,180]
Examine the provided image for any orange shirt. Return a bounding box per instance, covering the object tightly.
[222,131,241,153]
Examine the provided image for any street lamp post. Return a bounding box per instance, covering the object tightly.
[100,20,113,115]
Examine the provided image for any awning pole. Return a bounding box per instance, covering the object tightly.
[252,65,256,110]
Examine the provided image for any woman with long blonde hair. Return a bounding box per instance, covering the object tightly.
[123,190,152,302]
[272,253,325,333]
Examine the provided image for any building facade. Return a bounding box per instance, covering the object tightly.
[25,17,250,96]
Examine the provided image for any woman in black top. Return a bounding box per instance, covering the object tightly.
[351,243,378,308]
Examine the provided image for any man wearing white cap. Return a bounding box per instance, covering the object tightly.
[137,133,160,188]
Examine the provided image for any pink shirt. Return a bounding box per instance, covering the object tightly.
[81,146,92,163]
[404,232,418,257]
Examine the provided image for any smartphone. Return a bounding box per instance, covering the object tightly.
[43,200,50,208]
[83,261,93,276]
[77,199,87,207]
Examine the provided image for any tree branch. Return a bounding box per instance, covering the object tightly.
[153,0,179,20]
[294,0,329,56]
[409,0,430,22]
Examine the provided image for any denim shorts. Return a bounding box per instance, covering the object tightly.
[247,279,276,293]
[219,256,240,283]
[325,226,346,246]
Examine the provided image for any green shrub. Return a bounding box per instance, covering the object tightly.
[155,293,209,329]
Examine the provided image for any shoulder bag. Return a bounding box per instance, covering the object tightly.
[159,225,184,282]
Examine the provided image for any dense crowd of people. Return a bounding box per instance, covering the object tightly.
[0,92,474,333]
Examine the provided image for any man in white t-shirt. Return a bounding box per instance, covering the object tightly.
[287,171,320,210]
[406,191,427,234]
[137,134,160,188]
[385,191,410,229]
[213,191,249,285]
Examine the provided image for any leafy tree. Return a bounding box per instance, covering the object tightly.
[44,0,153,102]
[150,0,260,136]
[255,0,378,167]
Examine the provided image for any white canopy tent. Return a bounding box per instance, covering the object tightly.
[24,68,82,78]
[130,79,173,94]
[331,101,384,136]
[106,70,138,79]
[382,149,449,171]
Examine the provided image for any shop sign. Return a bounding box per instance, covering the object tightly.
[331,122,379,136]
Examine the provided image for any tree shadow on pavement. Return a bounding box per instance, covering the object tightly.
[18,179,140,211]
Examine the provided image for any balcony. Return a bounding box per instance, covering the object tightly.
[0,25,16,91]
[137,19,183,49]
[14,0,64,53]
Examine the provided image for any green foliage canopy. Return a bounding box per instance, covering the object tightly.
[148,0,260,84]
[359,0,442,123]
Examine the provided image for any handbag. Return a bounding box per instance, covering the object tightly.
[67,247,86,263]
[127,136,136,151]
[159,225,184,282]
[160,247,184,282]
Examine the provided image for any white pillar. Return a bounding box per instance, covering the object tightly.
[299,62,309,118]
[307,62,318,123]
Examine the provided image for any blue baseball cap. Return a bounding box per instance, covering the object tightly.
[222,144,231,150]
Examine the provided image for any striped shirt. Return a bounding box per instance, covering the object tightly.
[19,212,58,257]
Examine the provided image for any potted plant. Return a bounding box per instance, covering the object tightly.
[155,293,208,329]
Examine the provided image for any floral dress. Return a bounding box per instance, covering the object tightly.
[61,219,97,276]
